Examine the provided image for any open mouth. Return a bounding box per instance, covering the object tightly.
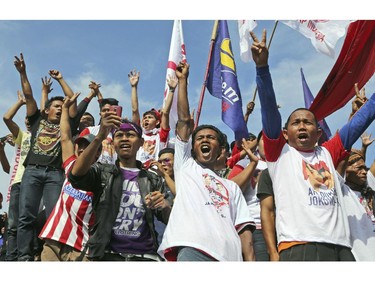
[119,143,131,150]
[297,133,308,142]
[200,145,211,156]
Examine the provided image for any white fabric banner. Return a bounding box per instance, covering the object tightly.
[280,20,351,58]
[238,20,257,63]
[163,20,187,131]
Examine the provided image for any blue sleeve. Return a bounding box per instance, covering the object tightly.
[256,66,282,139]
[339,93,375,150]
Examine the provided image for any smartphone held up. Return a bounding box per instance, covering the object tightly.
[110,105,123,117]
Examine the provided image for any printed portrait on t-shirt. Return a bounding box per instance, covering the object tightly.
[203,173,229,216]
[302,160,334,191]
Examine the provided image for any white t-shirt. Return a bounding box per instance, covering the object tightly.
[339,174,375,261]
[136,127,169,164]
[158,137,254,261]
[234,159,267,228]
[81,125,116,164]
[265,134,351,248]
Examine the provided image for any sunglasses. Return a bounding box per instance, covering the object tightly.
[158,158,172,165]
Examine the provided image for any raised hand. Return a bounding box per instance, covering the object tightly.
[246,101,255,115]
[49,69,63,80]
[63,92,80,109]
[351,83,368,118]
[176,61,189,80]
[361,132,374,148]
[250,29,269,67]
[167,74,178,92]
[88,81,101,97]
[17,90,26,105]
[41,76,53,94]
[128,69,140,87]
[14,53,26,73]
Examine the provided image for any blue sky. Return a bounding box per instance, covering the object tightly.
[0,18,374,212]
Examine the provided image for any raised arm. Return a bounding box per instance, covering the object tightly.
[71,111,121,177]
[175,61,191,141]
[360,132,374,162]
[71,81,100,130]
[40,76,53,114]
[244,100,255,124]
[128,69,141,124]
[228,138,259,191]
[60,93,80,163]
[160,74,178,131]
[14,53,38,117]
[0,139,10,174]
[339,93,375,151]
[3,91,26,138]
[49,69,77,118]
[250,30,281,139]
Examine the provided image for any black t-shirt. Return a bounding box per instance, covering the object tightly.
[256,168,274,199]
[23,110,76,169]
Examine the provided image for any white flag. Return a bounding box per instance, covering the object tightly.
[238,20,257,63]
[280,20,351,58]
[163,20,187,131]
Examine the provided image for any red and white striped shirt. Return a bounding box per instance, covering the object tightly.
[39,155,94,251]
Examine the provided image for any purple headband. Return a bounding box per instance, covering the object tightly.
[113,122,143,137]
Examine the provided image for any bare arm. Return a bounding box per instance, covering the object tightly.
[239,227,255,261]
[14,53,37,116]
[175,61,191,141]
[360,132,374,162]
[3,91,26,138]
[244,101,255,124]
[71,111,121,177]
[149,160,176,196]
[39,76,53,114]
[229,138,259,191]
[49,69,77,118]
[260,195,279,261]
[0,140,10,174]
[160,74,178,130]
[60,93,80,163]
[128,70,140,124]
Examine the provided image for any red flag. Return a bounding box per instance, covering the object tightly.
[309,20,375,121]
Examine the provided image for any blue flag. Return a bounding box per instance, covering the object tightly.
[206,20,248,141]
[300,68,332,144]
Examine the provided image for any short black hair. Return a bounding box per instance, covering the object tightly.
[192,124,226,148]
[44,96,64,110]
[82,112,95,125]
[99,98,119,109]
[284,108,318,129]
[158,147,175,158]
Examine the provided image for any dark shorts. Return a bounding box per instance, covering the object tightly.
[279,242,355,261]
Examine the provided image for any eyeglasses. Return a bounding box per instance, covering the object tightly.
[158,158,171,165]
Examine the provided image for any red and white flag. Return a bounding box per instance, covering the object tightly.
[280,20,351,58]
[163,20,187,130]
[309,20,375,121]
[238,20,257,63]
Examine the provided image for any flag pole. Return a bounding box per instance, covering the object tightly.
[251,20,279,102]
[194,20,219,129]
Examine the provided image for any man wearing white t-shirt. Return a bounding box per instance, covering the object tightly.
[250,29,375,261]
[158,61,255,261]
[337,150,375,261]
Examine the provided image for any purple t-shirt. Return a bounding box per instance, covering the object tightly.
[109,167,154,254]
